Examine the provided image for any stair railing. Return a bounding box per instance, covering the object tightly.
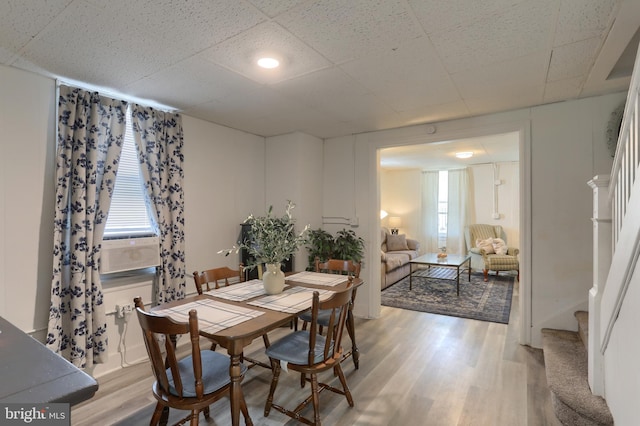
[602,41,640,352]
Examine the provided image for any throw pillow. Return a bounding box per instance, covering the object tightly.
[492,238,507,255]
[386,233,409,251]
[475,237,495,254]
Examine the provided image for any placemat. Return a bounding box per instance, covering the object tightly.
[153,299,264,334]
[248,286,334,314]
[205,279,266,301]
[286,271,347,287]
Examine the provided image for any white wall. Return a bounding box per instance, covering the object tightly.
[265,131,324,271]
[0,66,56,332]
[325,91,626,348]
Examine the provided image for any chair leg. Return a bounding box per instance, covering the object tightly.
[264,360,281,417]
[203,406,210,419]
[190,410,199,425]
[335,363,354,407]
[483,269,489,282]
[310,373,321,426]
[150,402,164,426]
[300,372,306,388]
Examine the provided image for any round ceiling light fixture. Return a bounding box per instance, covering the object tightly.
[257,57,280,69]
[455,151,473,159]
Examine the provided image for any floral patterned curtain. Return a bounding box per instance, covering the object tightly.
[47,85,127,367]
[131,104,186,304]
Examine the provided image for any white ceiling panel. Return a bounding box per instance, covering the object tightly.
[548,37,602,82]
[276,0,423,63]
[1,0,637,139]
[201,21,332,84]
[247,0,309,18]
[553,0,618,46]
[452,52,548,100]
[408,0,526,35]
[430,0,557,74]
[339,37,460,112]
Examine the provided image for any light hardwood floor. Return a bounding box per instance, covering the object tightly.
[71,280,561,425]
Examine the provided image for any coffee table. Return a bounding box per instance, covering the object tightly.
[409,253,472,296]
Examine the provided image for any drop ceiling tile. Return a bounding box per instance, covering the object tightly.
[408,0,525,35]
[452,52,548,100]
[125,57,261,110]
[553,0,618,46]
[276,0,423,63]
[247,0,309,18]
[201,21,331,84]
[339,37,460,111]
[274,67,397,121]
[430,0,556,73]
[0,0,71,58]
[92,0,267,53]
[465,90,542,116]
[396,100,471,125]
[547,37,601,82]
[18,2,188,88]
[543,76,584,103]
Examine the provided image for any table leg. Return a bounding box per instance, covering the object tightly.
[345,298,359,369]
[456,265,460,296]
[229,353,251,426]
[409,263,413,290]
[467,258,471,281]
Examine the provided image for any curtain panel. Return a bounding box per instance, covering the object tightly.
[420,171,440,253]
[47,85,127,367]
[131,104,186,304]
[446,168,471,255]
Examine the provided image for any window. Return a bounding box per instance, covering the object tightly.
[437,170,448,248]
[103,107,155,239]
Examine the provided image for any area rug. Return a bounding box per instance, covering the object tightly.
[381,271,515,324]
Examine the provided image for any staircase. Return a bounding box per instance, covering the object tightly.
[541,311,613,425]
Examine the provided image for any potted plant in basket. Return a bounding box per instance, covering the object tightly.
[220,201,309,294]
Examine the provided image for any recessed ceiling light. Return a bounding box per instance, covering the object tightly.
[257,57,280,69]
[455,151,473,159]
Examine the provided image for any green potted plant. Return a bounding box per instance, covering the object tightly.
[304,228,335,271]
[333,229,365,264]
[304,228,365,270]
[220,201,308,294]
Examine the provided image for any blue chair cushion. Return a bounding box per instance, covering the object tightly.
[266,331,332,365]
[167,350,246,398]
[298,308,332,326]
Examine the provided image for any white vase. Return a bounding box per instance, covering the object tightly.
[263,263,285,295]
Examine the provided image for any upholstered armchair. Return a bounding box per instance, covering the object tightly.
[464,224,520,282]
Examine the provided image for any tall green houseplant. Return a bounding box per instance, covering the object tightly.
[304,228,365,270]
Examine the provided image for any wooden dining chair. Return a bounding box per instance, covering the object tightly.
[263,280,355,426]
[192,265,243,295]
[133,297,250,426]
[299,258,360,343]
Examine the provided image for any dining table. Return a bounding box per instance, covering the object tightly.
[151,271,364,426]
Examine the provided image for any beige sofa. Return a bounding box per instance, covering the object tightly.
[380,228,420,290]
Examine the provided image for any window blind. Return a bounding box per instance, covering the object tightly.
[104,107,155,238]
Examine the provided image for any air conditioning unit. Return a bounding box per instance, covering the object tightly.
[101,237,161,274]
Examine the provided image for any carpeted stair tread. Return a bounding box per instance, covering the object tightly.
[541,328,613,425]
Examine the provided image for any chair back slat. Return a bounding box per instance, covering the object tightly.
[192,265,244,294]
[315,257,361,278]
[307,277,353,365]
